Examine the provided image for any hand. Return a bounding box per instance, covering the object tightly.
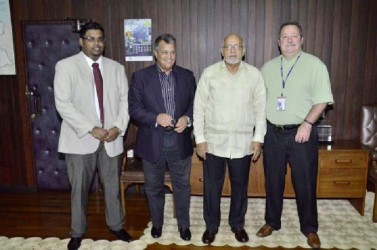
[174,116,189,133]
[104,127,121,142]
[90,127,109,142]
[250,141,262,161]
[196,142,208,160]
[156,113,175,128]
[295,122,312,143]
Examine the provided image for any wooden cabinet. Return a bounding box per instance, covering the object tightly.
[317,144,368,214]
[317,151,367,197]
[190,141,368,215]
[190,158,230,195]
[190,152,297,197]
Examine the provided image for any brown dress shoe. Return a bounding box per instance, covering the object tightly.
[306,232,321,249]
[256,224,275,237]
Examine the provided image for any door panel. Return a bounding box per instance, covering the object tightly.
[23,21,80,190]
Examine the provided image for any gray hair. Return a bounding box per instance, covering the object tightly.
[154,33,176,51]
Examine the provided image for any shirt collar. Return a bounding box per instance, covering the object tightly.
[220,60,245,71]
[156,64,174,75]
[281,51,302,63]
[81,51,103,68]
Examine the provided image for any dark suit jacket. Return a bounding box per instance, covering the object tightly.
[129,64,196,163]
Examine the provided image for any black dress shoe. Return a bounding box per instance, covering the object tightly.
[232,228,249,243]
[67,237,82,250]
[151,226,162,238]
[109,229,133,242]
[179,228,191,241]
[202,229,217,244]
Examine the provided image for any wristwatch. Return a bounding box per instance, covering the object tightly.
[186,116,192,127]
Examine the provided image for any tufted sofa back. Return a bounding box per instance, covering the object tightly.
[361,105,377,150]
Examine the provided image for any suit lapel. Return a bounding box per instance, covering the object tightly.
[77,53,93,83]
[172,68,182,118]
[76,54,95,97]
[102,58,110,106]
[77,53,100,123]
[150,66,166,113]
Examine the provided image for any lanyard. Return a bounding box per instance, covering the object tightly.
[280,53,301,90]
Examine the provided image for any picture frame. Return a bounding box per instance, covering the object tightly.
[124,19,153,62]
[0,0,16,75]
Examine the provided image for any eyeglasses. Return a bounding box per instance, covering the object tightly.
[222,44,244,51]
[280,34,300,40]
[83,36,105,43]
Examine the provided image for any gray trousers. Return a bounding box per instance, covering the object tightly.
[142,131,191,230]
[66,143,124,237]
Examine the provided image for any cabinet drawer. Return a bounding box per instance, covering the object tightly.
[190,154,230,195]
[319,152,368,169]
[317,168,366,197]
[190,163,205,195]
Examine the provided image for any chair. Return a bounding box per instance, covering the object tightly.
[360,104,377,222]
[120,153,173,215]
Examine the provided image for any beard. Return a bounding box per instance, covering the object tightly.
[224,57,241,65]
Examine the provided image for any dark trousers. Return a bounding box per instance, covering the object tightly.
[203,153,251,231]
[66,143,124,237]
[142,131,191,230]
[263,122,319,235]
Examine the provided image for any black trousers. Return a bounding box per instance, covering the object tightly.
[263,122,319,235]
[203,153,251,231]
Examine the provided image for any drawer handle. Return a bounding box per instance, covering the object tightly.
[335,159,352,164]
[333,181,351,186]
[199,178,204,182]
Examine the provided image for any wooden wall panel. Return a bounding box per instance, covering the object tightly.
[363,0,377,104]
[0,77,18,185]
[1,0,377,187]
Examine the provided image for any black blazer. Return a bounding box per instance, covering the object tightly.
[129,64,196,163]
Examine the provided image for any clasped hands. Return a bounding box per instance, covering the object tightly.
[156,113,189,133]
[90,126,120,142]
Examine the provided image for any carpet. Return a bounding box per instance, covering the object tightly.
[140,192,377,249]
[0,237,147,250]
[0,192,376,249]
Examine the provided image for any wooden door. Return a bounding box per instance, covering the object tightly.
[23,21,80,190]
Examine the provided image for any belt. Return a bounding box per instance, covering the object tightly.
[267,120,300,131]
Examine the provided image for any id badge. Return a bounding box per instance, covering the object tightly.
[276,96,286,111]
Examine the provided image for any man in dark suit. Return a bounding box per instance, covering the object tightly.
[54,22,132,250]
[129,33,196,241]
